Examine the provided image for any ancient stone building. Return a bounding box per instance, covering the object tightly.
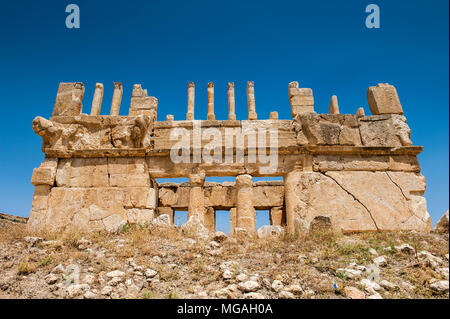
[28,81,432,235]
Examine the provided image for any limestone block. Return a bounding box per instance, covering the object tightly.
[103,214,127,232]
[126,208,154,225]
[31,167,56,186]
[108,157,150,187]
[257,225,284,239]
[56,158,108,187]
[325,171,431,232]
[121,187,157,209]
[252,186,284,209]
[27,185,51,232]
[367,83,403,115]
[359,115,412,147]
[158,188,178,207]
[129,84,158,120]
[288,82,314,116]
[388,156,420,172]
[204,185,236,208]
[385,171,426,199]
[296,113,361,146]
[39,187,159,232]
[312,155,390,172]
[52,83,84,117]
[158,207,174,225]
[284,171,379,234]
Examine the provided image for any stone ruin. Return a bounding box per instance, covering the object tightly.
[27,81,432,235]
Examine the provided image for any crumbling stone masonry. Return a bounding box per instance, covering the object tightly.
[28,81,432,234]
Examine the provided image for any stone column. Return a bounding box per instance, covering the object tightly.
[207,82,215,121]
[284,169,305,234]
[270,206,284,226]
[186,82,195,120]
[247,81,257,120]
[228,82,236,121]
[204,207,215,232]
[328,95,340,114]
[90,83,104,115]
[356,107,365,118]
[110,82,123,116]
[230,207,237,236]
[236,174,256,234]
[270,111,278,120]
[188,172,206,223]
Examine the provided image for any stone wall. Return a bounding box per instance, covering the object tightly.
[28,81,432,234]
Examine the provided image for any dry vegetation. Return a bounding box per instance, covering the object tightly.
[0,222,448,299]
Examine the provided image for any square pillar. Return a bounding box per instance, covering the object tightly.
[236,174,256,234]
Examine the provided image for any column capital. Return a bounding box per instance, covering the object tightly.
[189,172,205,186]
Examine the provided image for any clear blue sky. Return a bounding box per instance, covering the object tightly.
[0,0,448,230]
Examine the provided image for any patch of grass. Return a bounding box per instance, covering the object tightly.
[165,291,179,299]
[17,260,37,275]
[142,289,154,299]
[335,271,348,281]
[39,256,52,267]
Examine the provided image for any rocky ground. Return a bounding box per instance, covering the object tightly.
[0,218,448,299]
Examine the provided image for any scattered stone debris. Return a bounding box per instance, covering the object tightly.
[0,223,447,299]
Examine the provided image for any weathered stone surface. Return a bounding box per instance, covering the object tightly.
[284,171,431,233]
[157,207,174,224]
[56,158,109,187]
[367,83,403,115]
[436,210,449,232]
[188,173,206,222]
[181,216,209,240]
[108,157,150,187]
[325,171,431,232]
[126,208,154,225]
[53,83,84,117]
[110,82,123,116]
[236,174,256,234]
[204,207,215,232]
[328,95,339,114]
[90,83,104,116]
[289,82,314,116]
[257,225,284,239]
[343,286,365,299]
[294,113,361,146]
[129,84,158,121]
[31,167,56,186]
[28,187,156,232]
[359,115,412,147]
[270,207,284,226]
[153,214,171,227]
